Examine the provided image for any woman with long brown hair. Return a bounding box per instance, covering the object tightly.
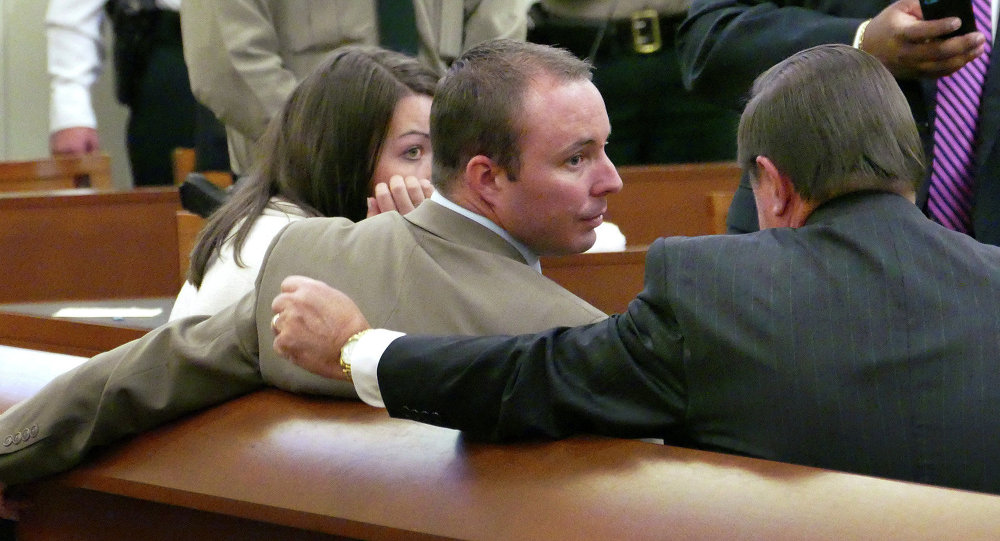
[170,46,437,320]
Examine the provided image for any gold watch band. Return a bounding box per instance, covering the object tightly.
[339,329,371,381]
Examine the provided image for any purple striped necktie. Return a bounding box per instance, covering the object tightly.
[927,0,993,234]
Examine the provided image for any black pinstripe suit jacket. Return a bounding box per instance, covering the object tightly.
[380,192,1000,495]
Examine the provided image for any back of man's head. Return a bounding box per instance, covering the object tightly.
[737,44,924,204]
[429,39,592,194]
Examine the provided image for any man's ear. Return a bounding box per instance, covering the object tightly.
[756,155,793,218]
[465,155,504,205]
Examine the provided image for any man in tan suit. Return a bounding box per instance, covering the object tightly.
[182,0,533,174]
[0,39,620,509]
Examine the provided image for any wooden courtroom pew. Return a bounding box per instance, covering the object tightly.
[3,351,1000,541]
[541,160,746,314]
[0,299,168,357]
[608,162,741,244]
[541,247,646,314]
[0,188,182,304]
[0,154,113,193]
[172,147,233,189]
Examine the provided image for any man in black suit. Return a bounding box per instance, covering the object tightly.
[271,44,1000,496]
[677,0,1000,245]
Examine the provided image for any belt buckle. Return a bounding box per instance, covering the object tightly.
[629,9,662,54]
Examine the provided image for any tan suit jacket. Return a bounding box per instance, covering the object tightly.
[181,0,531,172]
[0,201,604,486]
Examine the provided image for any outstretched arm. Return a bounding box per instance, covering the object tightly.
[0,295,264,488]
[276,240,687,441]
[373,299,685,442]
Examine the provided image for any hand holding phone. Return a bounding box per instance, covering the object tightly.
[861,1,987,79]
[919,0,978,38]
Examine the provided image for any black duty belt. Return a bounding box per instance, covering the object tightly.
[528,5,684,59]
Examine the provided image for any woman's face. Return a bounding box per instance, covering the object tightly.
[372,94,433,187]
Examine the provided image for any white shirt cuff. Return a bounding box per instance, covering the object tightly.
[50,82,97,132]
[347,329,405,408]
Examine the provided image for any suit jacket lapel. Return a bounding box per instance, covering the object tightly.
[402,200,529,265]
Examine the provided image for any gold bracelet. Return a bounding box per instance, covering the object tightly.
[339,329,370,381]
[856,19,872,51]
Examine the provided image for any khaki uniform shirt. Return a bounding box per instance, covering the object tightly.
[181,0,531,173]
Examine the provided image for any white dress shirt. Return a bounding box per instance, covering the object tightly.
[169,199,306,321]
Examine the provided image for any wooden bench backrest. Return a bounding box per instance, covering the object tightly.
[541,247,646,314]
[0,188,182,303]
[707,189,736,235]
[608,162,741,244]
[0,153,113,193]
[172,147,233,188]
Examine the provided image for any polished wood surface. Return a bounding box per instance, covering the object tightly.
[541,247,646,314]
[0,188,182,303]
[609,162,741,244]
[0,153,112,193]
[3,350,1000,540]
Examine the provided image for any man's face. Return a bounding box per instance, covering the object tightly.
[491,77,622,255]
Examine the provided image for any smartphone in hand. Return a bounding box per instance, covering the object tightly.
[919,0,978,38]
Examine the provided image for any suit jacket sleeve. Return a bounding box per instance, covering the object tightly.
[379,240,687,441]
[677,1,864,110]
[0,294,265,487]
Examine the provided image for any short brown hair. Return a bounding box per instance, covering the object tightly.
[430,39,592,193]
[738,44,924,203]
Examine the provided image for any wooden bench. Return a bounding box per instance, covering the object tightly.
[541,247,646,314]
[2,349,1000,541]
[0,299,169,357]
[0,154,113,193]
[707,189,736,235]
[608,162,741,244]
[0,188,182,303]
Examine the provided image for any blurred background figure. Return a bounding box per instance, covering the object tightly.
[527,0,738,165]
[47,0,229,187]
[181,0,532,176]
